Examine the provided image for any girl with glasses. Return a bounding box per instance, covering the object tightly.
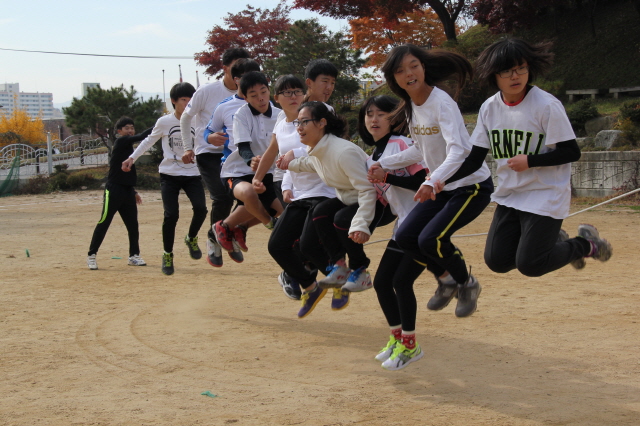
[444,38,611,279]
[278,101,379,318]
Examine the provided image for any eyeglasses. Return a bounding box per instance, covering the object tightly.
[498,65,529,78]
[292,119,318,128]
[278,89,304,97]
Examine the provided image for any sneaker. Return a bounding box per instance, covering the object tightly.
[381,343,424,371]
[232,226,248,252]
[455,274,481,318]
[427,277,458,310]
[342,267,373,292]
[375,336,399,362]
[228,247,244,263]
[87,254,98,270]
[213,221,234,252]
[184,235,202,260]
[297,284,327,318]
[331,288,350,310]
[558,229,586,270]
[162,252,174,276]
[206,234,223,268]
[278,271,302,300]
[264,216,278,230]
[318,263,351,289]
[128,254,146,266]
[578,224,613,262]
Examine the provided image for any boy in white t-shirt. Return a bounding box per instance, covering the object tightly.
[123,82,207,275]
[444,38,612,279]
[212,72,284,256]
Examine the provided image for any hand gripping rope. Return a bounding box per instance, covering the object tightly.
[363,187,640,246]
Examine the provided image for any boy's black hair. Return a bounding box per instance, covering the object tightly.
[115,116,134,131]
[474,38,554,91]
[273,74,306,95]
[239,71,269,96]
[298,101,348,139]
[231,58,261,80]
[222,47,250,66]
[169,82,196,108]
[357,95,407,146]
[304,59,338,81]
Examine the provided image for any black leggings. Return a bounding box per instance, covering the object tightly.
[160,174,208,253]
[396,177,493,284]
[196,153,234,226]
[88,183,139,256]
[484,204,590,277]
[268,197,330,287]
[373,240,426,331]
[310,198,392,270]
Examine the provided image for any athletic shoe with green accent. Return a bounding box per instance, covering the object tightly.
[162,252,174,276]
[128,254,146,266]
[578,224,612,262]
[381,343,424,370]
[184,235,202,260]
[264,216,278,231]
[331,288,350,310]
[87,254,98,270]
[375,335,400,362]
[297,285,327,318]
[558,229,586,269]
[455,274,481,318]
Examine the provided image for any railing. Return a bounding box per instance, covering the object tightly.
[0,134,108,177]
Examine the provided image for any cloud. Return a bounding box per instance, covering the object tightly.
[0,18,16,25]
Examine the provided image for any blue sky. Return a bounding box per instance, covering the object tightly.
[1,1,348,107]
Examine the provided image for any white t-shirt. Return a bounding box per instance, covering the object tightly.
[130,113,200,177]
[470,86,576,219]
[366,135,425,238]
[409,87,491,190]
[180,80,236,155]
[205,94,246,162]
[221,103,281,178]
[273,116,336,201]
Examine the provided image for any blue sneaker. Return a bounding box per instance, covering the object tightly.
[318,263,350,289]
[297,284,327,318]
[331,288,350,310]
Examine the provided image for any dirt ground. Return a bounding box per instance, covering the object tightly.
[1,190,639,426]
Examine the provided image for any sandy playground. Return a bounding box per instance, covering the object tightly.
[1,189,639,425]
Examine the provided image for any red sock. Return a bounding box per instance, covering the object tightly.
[401,332,416,350]
[390,327,402,341]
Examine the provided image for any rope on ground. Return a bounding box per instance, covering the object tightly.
[363,187,640,246]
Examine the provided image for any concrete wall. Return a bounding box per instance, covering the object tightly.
[570,151,640,197]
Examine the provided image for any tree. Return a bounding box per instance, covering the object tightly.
[195,1,291,77]
[0,108,46,147]
[293,0,471,42]
[262,19,366,108]
[350,8,448,68]
[63,85,163,157]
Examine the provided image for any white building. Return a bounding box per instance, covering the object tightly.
[82,83,100,97]
[0,83,55,118]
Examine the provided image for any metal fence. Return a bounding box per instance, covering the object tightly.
[0,134,108,177]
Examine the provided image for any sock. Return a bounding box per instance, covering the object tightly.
[336,258,347,267]
[390,326,402,341]
[439,274,456,285]
[401,332,416,350]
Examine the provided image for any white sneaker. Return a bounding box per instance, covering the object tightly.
[375,336,400,362]
[318,263,351,289]
[87,254,98,270]
[381,343,424,371]
[342,267,372,292]
[128,254,147,266]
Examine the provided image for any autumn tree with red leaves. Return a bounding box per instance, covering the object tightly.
[195,1,291,77]
[350,9,448,68]
[293,0,470,42]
